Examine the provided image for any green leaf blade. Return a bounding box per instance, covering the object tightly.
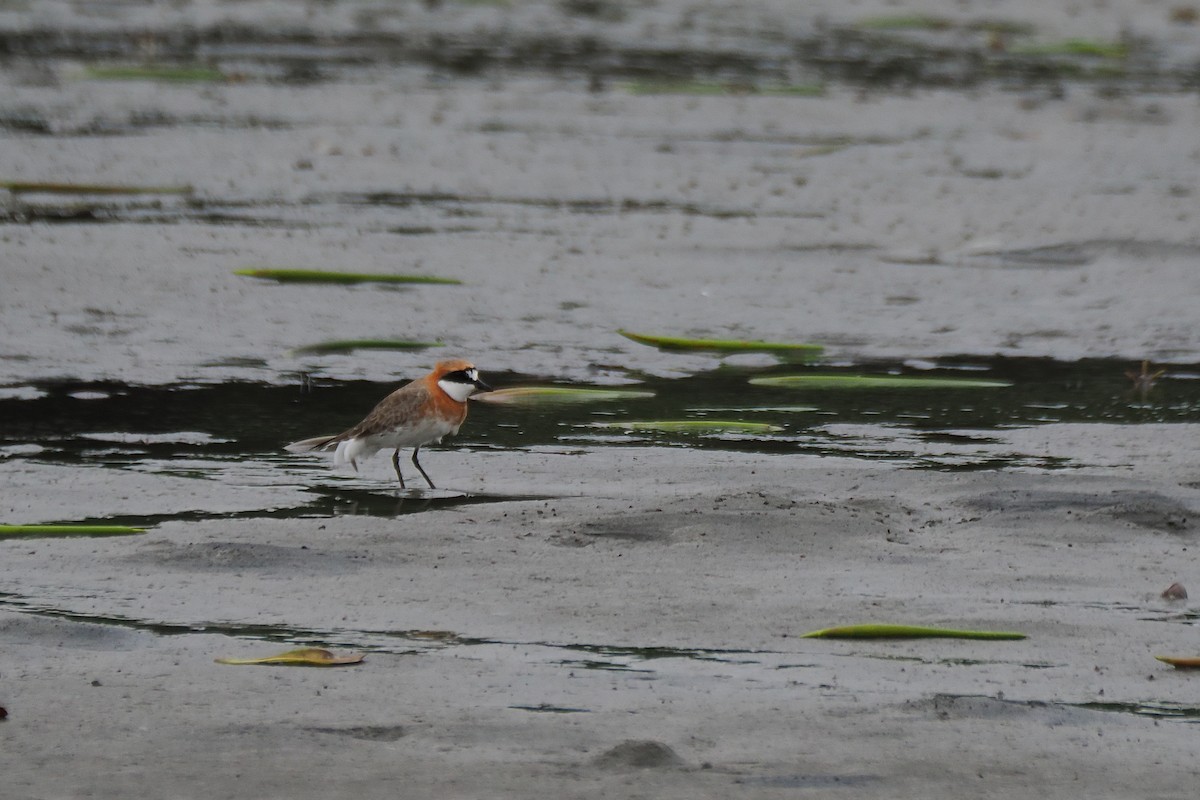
[855,14,954,31]
[83,65,229,82]
[624,81,824,97]
[0,524,145,539]
[750,374,1011,390]
[618,330,823,361]
[1010,39,1128,59]
[800,624,1026,640]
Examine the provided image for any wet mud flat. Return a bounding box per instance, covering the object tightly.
[4,445,1200,799]
[4,18,1200,386]
[4,0,1200,797]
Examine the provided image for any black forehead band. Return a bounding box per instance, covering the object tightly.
[442,369,477,384]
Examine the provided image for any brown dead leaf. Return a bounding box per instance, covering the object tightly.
[215,647,364,667]
[1155,655,1200,669]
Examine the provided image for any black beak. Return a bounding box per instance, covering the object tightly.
[474,377,493,393]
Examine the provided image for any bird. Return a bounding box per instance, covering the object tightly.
[285,359,492,489]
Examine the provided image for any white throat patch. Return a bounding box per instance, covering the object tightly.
[438,377,479,403]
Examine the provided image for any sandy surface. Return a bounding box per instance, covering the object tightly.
[4,445,1200,798]
[3,0,1200,798]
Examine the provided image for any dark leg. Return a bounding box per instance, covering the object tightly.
[411,446,436,489]
[391,449,406,489]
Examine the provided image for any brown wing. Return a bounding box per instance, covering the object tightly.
[341,381,432,439]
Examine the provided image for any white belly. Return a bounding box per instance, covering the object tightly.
[332,417,460,468]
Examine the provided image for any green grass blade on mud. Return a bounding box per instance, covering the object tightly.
[0,524,145,539]
[593,420,784,434]
[624,81,824,97]
[235,268,461,286]
[473,386,655,406]
[291,339,443,355]
[1009,39,1128,59]
[618,330,823,362]
[750,374,1011,390]
[83,64,229,82]
[855,13,953,30]
[801,624,1026,640]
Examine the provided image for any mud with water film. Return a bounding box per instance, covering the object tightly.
[3,1,1200,798]
[2,357,1199,529]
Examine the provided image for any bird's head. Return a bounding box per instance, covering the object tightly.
[434,359,492,402]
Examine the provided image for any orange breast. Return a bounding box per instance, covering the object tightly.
[425,375,470,427]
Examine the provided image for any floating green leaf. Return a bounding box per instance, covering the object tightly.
[969,20,1036,36]
[592,420,784,434]
[235,269,461,286]
[618,330,823,361]
[473,386,655,405]
[1,181,192,195]
[761,85,825,97]
[801,624,1026,640]
[215,648,365,667]
[1155,655,1200,669]
[856,14,953,30]
[291,339,443,355]
[1010,39,1128,58]
[84,65,229,82]
[624,81,824,97]
[0,524,145,539]
[750,374,1011,390]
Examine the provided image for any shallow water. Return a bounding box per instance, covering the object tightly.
[1,356,1196,525]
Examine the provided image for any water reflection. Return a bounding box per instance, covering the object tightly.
[0,356,1196,522]
[3,357,1197,457]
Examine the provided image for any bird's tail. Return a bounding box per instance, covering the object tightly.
[284,434,341,454]
[330,438,370,469]
[285,434,369,471]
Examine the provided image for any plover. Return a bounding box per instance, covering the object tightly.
[285,359,492,489]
